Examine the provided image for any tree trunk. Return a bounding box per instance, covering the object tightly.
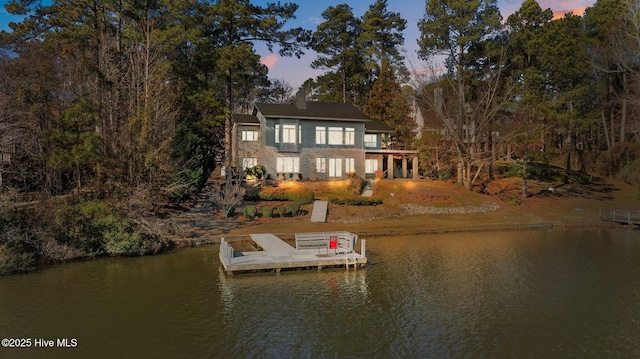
[225,69,233,170]
[601,109,611,151]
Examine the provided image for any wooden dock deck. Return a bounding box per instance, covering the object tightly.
[219,233,367,275]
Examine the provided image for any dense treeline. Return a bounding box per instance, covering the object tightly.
[0,0,639,273]
[415,0,640,188]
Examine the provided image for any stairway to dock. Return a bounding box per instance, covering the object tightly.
[310,200,328,222]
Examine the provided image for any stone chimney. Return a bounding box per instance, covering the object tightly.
[295,89,307,109]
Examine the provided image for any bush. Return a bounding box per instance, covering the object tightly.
[329,196,383,206]
[0,244,34,275]
[277,205,288,217]
[286,202,300,216]
[348,172,366,194]
[438,172,452,181]
[262,206,273,218]
[244,165,266,180]
[96,215,145,256]
[259,185,314,204]
[243,205,257,219]
[288,187,314,204]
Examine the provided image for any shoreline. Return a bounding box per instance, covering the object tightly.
[168,213,627,248]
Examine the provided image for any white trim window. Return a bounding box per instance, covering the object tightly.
[344,128,355,145]
[242,158,257,170]
[328,127,343,145]
[365,159,378,174]
[275,124,280,143]
[242,130,259,141]
[328,158,343,177]
[276,157,300,173]
[316,158,326,173]
[345,158,355,173]
[282,124,297,144]
[364,134,377,147]
[315,126,326,144]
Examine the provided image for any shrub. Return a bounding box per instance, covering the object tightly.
[286,202,300,216]
[259,187,288,201]
[96,215,145,256]
[259,185,314,204]
[262,206,273,218]
[288,187,314,204]
[438,171,452,181]
[244,165,266,180]
[243,205,257,219]
[329,196,383,206]
[348,172,366,194]
[277,205,288,217]
[0,244,34,275]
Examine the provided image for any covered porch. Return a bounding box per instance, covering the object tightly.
[365,149,419,179]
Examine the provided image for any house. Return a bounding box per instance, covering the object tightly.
[231,91,419,180]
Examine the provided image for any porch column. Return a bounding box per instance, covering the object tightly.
[387,155,394,179]
[402,156,407,178]
[413,156,419,179]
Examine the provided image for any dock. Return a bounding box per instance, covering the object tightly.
[600,209,640,225]
[219,232,367,275]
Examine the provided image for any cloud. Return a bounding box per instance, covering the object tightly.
[552,6,588,19]
[306,16,322,25]
[260,54,278,68]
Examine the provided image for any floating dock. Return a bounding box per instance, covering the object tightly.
[219,232,367,275]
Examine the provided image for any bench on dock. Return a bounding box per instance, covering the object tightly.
[294,231,358,254]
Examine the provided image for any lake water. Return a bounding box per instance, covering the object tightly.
[1,228,640,358]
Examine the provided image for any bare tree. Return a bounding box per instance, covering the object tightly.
[416,51,517,190]
[211,180,246,219]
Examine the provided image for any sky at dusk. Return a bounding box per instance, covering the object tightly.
[1,0,596,89]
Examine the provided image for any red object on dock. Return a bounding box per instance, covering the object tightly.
[329,236,338,249]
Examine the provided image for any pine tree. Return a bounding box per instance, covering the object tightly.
[364,61,414,144]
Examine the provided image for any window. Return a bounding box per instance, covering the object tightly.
[276,157,300,173]
[1,145,15,164]
[316,158,326,173]
[282,124,296,144]
[328,158,342,177]
[242,130,259,141]
[328,127,343,145]
[242,158,257,170]
[344,128,355,145]
[315,126,326,144]
[345,158,355,173]
[364,134,377,148]
[365,159,378,174]
[275,124,280,143]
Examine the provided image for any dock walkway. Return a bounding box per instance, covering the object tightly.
[219,233,366,275]
[310,200,328,222]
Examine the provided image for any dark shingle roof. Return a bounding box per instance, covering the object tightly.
[365,118,394,132]
[255,101,372,122]
[232,114,259,124]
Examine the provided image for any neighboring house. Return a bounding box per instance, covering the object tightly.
[414,88,501,153]
[232,91,419,180]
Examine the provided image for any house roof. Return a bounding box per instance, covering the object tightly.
[254,101,373,122]
[365,118,394,132]
[232,114,259,125]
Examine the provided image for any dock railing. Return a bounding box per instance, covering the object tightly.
[219,238,234,264]
[600,209,640,225]
[295,231,358,253]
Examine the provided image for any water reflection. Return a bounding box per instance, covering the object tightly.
[1,228,639,358]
